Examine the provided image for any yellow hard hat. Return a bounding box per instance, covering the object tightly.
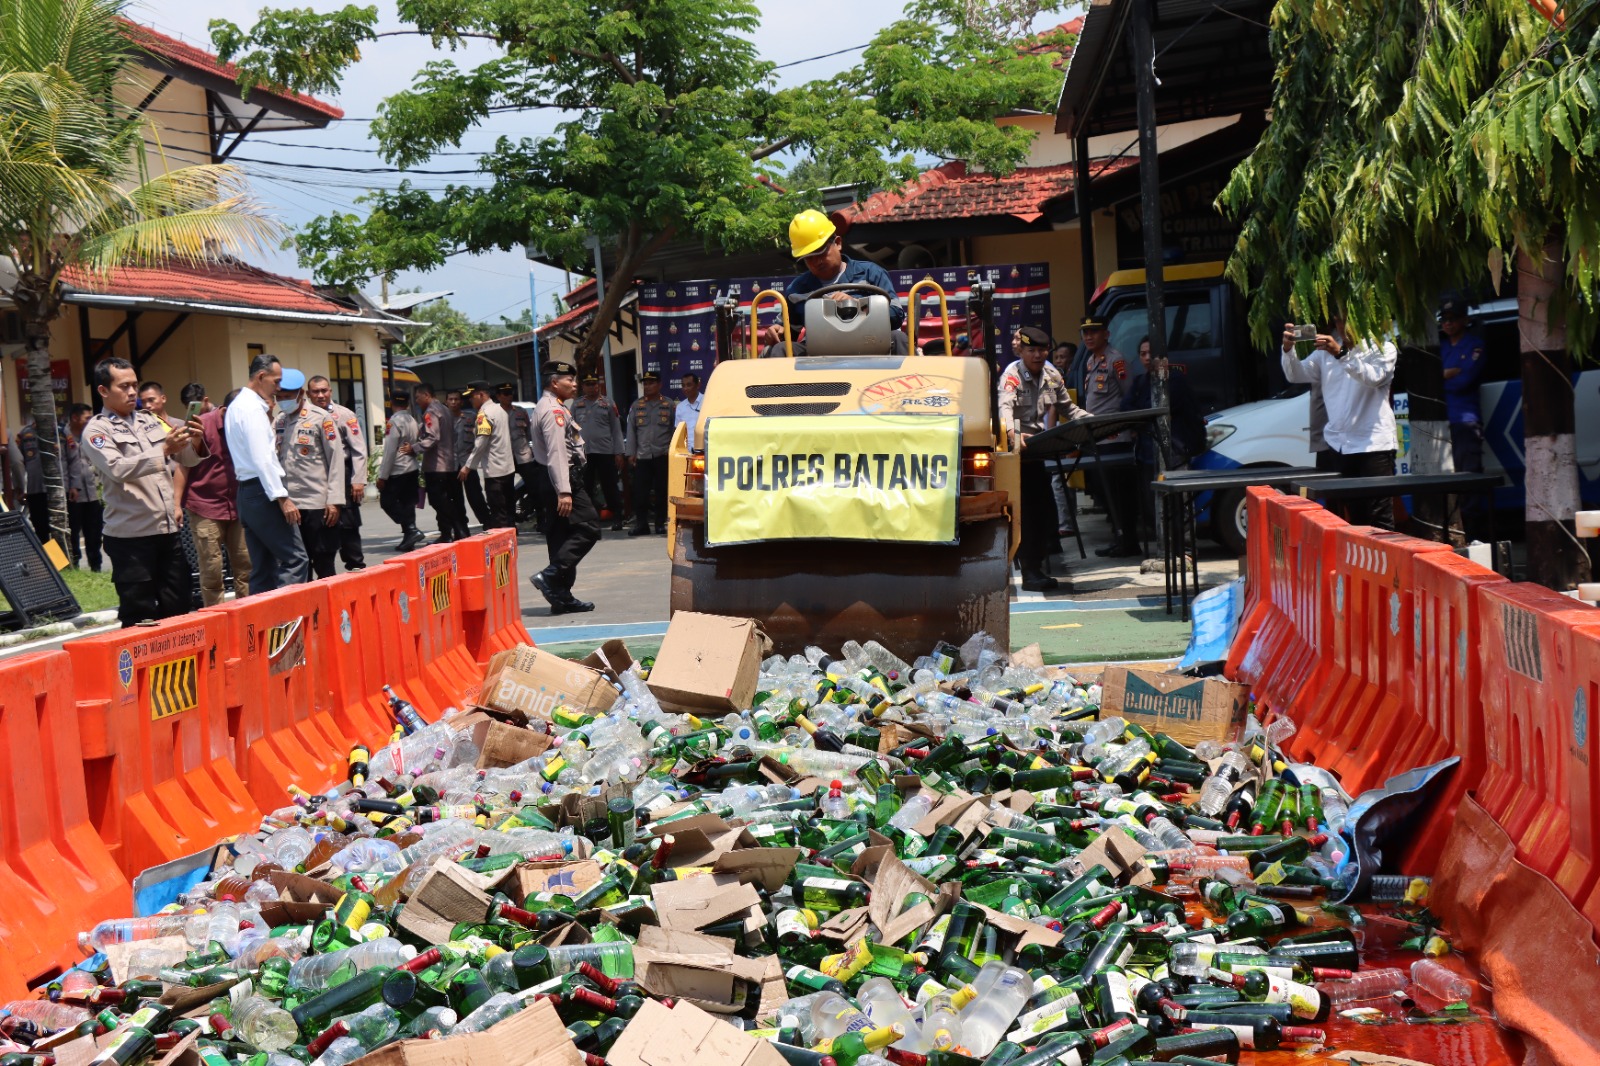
[789,209,837,259]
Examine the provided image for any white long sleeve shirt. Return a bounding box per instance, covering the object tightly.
[226,387,289,500]
[1280,340,1398,455]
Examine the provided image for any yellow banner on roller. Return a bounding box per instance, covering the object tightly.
[705,413,961,545]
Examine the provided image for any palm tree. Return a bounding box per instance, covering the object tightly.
[0,0,278,551]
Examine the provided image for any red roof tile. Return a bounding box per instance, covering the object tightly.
[841,157,1133,227]
[62,259,367,318]
[119,19,344,121]
[563,277,597,304]
[536,297,598,337]
[1022,18,1084,68]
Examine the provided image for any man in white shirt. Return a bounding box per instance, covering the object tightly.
[1280,317,1398,529]
[225,354,309,591]
[674,372,705,450]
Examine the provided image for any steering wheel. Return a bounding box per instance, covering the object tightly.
[794,282,895,303]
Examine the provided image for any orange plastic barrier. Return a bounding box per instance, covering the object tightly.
[68,614,261,879]
[385,543,481,709]
[314,565,448,741]
[1284,527,1453,794]
[0,652,131,996]
[1559,623,1600,930]
[1476,582,1600,918]
[1222,487,1274,681]
[458,529,533,664]
[1400,550,1507,872]
[202,585,346,811]
[1233,491,1340,711]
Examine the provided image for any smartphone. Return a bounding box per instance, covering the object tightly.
[185,400,204,421]
[1292,324,1318,342]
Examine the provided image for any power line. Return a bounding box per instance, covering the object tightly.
[773,43,869,69]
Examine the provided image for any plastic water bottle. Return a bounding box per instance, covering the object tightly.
[234,994,299,1051]
[1409,959,1472,1003]
[1319,967,1407,1005]
[79,913,193,953]
[451,992,523,1034]
[0,1001,92,1031]
[950,965,1031,1054]
[889,791,935,833]
[288,938,418,990]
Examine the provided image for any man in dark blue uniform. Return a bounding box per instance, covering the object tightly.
[759,210,906,349]
[1439,296,1487,476]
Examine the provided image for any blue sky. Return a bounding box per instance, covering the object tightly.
[130,1,1074,325]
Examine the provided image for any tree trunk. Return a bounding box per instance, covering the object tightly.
[571,224,678,373]
[14,286,70,555]
[1518,241,1589,588]
[1401,343,1455,542]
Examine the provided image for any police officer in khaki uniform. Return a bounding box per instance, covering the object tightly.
[573,374,625,531]
[1076,315,1141,558]
[496,382,544,532]
[461,380,516,529]
[82,357,206,625]
[65,403,104,571]
[275,371,342,580]
[529,360,599,614]
[999,327,1091,591]
[451,388,491,531]
[307,375,369,571]
[377,390,425,551]
[625,370,675,536]
[415,383,467,542]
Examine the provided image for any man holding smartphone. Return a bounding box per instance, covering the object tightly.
[1280,317,1398,528]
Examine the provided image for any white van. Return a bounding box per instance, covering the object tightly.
[1191,298,1600,552]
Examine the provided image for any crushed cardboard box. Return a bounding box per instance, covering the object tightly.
[476,719,554,768]
[646,613,769,714]
[395,859,501,943]
[480,645,617,722]
[581,638,636,684]
[1098,666,1249,748]
[608,997,787,1066]
[630,926,771,1014]
[347,995,580,1066]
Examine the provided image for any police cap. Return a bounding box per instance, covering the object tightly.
[1016,326,1053,349]
[639,370,661,383]
[465,379,491,394]
[543,359,578,378]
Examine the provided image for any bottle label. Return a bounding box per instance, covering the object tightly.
[1103,970,1135,1018]
[1189,1021,1255,1048]
[801,876,855,893]
[775,910,814,941]
[1267,974,1322,1018]
[915,914,951,955]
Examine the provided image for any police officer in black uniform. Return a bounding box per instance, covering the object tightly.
[529,360,599,614]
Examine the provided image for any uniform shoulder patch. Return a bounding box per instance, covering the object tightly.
[1002,374,1019,390]
[476,414,492,435]
[89,432,108,449]
[346,418,361,436]
[1113,358,1127,380]
[554,409,567,427]
[323,418,338,442]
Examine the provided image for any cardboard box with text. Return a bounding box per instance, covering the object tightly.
[479,645,617,722]
[1098,666,1249,748]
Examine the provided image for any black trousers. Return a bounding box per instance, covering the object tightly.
[423,471,469,541]
[631,456,669,530]
[337,488,365,570]
[463,469,490,528]
[585,456,625,523]
[1017,459,1061,572]
[1333,449,1397,530]
[1094,443,1142,547]
[69,499,103,570]
[299,508,340,580]
[516,462,545,527]
[104,532,191,627]
[538,464,601,594]
[26,493,48,545]
[381,471,420,533]
[484,472,517,529]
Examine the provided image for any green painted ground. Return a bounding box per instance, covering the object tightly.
[541,604,1190,667]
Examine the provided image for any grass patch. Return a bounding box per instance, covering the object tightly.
[61,567,119,613]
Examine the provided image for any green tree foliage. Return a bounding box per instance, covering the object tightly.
[0,0,277,550]
[395,292,502,355]
[210,0,1073,364]
[1217,0,1600,586]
